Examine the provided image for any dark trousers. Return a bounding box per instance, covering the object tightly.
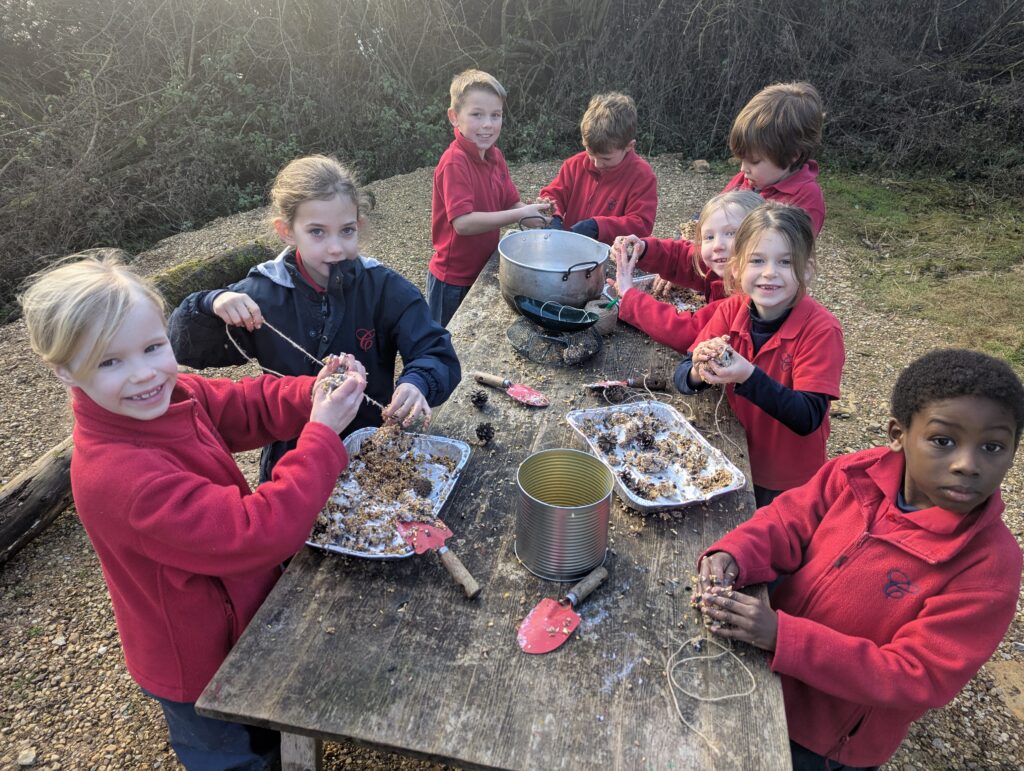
[426,271,471,327]
[754,484,783,508]
[790,740,878,771]
[143,688,280,770]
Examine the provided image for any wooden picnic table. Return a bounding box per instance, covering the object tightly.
[196,258,790,770]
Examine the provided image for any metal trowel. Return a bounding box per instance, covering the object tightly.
[516,567,608,654]
[395,519,481,599]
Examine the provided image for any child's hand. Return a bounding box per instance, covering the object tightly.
[692,335,731,365]
[383,383,431,430]
[696,551,740,594]
[699,348,755,386]
[212,291,264,331]
[701,587,779,652]
[691,335,752,384]
[611,235,645,264]
[535,196,557,216]
[651,276,675,298]
[608,236,644,296]
[310,354,367,434]
[518,202,552,228]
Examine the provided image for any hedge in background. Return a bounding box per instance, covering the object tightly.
[1,0,1021,316]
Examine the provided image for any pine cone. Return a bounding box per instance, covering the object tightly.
[411,476,434,498]
[596,432,617,454]
[620,469,653,499]
[475,422,496,445]
[635,429,655,450]
[470,389,489,408]
[605,384,629,404]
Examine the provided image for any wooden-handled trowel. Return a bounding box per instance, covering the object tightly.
[516,567,608,654]
[395,519,481,599]
[473,372,549,407]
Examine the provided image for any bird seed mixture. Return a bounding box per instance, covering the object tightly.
[309,423,459,556]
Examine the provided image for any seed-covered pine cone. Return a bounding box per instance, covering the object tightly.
[605,385,629,404]
[596,432,617,454]
[475,422,496,445]
[635,429,655,450]
[621,469,654,499]
[411,476,434,498]
[470,389,489,409]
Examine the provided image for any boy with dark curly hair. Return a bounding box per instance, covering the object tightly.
[694,348,1024,769]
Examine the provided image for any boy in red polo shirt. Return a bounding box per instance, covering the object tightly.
[675,203,844,506]
[722,82,826,236]
[539,92,657,244]
[428,69,551,327]
[694,348,1024,769]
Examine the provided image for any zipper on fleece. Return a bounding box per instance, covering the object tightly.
[792,531,871,617]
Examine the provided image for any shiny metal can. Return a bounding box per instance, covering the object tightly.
[515,448,613,581]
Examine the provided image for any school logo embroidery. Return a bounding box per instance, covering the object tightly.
[780,353,794,372]
[356,328,376,351]
[883,569,917,599]
[606,198,618,211]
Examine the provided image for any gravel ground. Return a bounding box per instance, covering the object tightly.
[2,157,1022,769]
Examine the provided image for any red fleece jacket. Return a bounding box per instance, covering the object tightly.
[70,373,348,701]
[430,128,520,286]
[618,237,727,352]
[707,447,1022,766]
[539,150,657,243]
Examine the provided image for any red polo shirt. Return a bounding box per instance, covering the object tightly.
[692,293,844,490]
[723,160,825,235]
[539,150,657,243]
[430,128,520,286]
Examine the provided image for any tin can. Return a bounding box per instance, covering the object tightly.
[515,448,613,581]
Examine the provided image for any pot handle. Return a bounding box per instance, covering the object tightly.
[562,260,600,281]
[517,215,549,230]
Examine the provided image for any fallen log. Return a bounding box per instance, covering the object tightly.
[0,241,274,567]
[0,437,74,566]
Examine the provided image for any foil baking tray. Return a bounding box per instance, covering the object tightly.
[306,428,471,559]
[566,400,745,513]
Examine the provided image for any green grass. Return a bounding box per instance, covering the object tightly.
[821,173,1024,368]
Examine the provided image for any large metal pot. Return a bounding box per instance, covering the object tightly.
[498,229,609,311]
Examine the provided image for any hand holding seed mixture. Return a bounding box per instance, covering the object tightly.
[311,354,367,434]
[607,235,644,297]
[383,382,432,429]
[696,551,739,593]
[701,586,779,651]
[691,334,753,385]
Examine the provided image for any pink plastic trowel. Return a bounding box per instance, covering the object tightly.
[473,372,550,407]
[516,566,608,654]
[395,519,481,599]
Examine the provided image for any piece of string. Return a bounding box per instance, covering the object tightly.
[664,632,757,757]
[712,386,743,454]
[223,321,386,412]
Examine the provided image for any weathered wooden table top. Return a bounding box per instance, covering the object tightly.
[196,259,790,770]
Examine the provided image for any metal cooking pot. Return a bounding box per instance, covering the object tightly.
[498,229,610,311]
